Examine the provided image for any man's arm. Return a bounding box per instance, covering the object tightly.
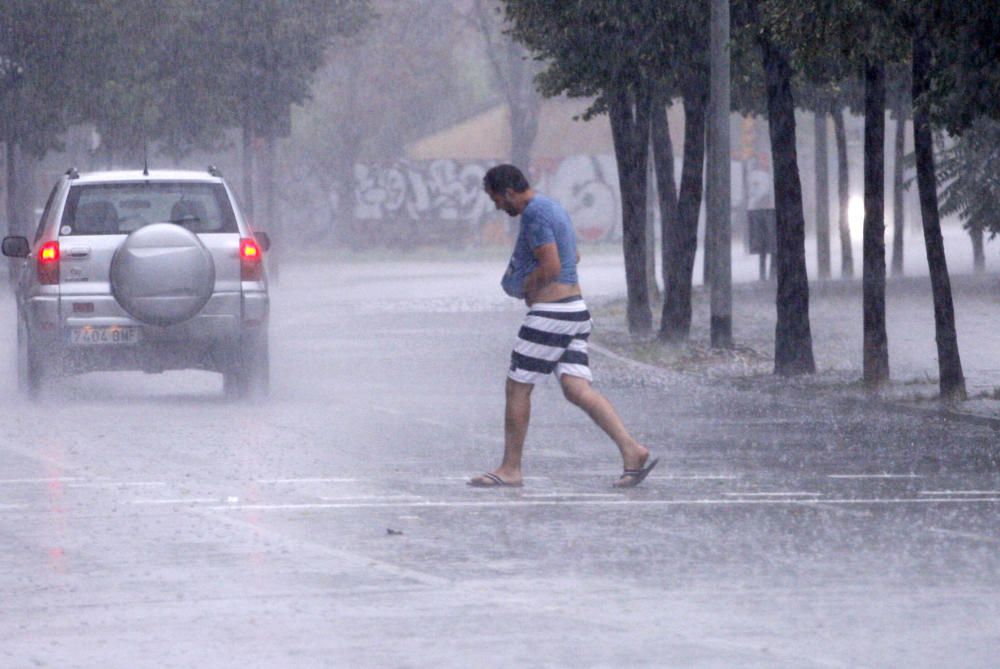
[522,243,561,298]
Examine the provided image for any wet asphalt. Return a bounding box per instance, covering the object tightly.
[0,256,998,668]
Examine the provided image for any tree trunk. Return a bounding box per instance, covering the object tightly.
[833,106,854,278]
[814,104,831,279]
[707,0,733,348]
[758,30,815,375]
[262,130,279,280]
[702,209,713,287]
[970,227,985,273]
[507,41,540,171]
[913,28,965,401]
[241,122,255,218]
[17,152,36,237]
[891,102,906,276]
[659,92,707,343]
[5,141,17,282]
[862,62,889,390]
[608,81,653,334]
[645,155,660,302]
[651,93,678,298]
[5,141,19,239]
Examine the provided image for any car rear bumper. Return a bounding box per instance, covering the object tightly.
[23,291,269,374]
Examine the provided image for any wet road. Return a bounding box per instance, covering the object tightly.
[1,257,999,668]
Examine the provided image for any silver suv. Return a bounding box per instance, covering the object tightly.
[2,168,270,398]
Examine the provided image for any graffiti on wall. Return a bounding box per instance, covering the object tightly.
[532,155,620,242]
[279,154,774,248]
[354,160,496,229]
[343,156,622,246]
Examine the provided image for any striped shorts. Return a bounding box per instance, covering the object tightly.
[508,297,593,385]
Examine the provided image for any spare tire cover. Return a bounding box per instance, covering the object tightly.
[110,223,216,326]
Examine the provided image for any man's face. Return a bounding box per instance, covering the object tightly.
[487,188,519,217]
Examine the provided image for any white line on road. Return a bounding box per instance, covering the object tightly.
[317,495,427,502]
[827,474,922,479]
[255,478,360,484]
[205,496,1000,512]
[131,498,221,505]
[722,492,821,497]
[442,476,551,481]
[521,493,623,499]
[0,477,81,485]
[649,474,741,480]
[68,481,167,489]
[920,490,1000,496]
[0,504,27,510]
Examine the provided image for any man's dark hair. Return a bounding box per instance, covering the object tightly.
[483,164,530,194]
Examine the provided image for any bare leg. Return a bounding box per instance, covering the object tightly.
[469,378,532,486]
[559,374,649,469]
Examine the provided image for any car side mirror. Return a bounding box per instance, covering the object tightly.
[2,236,30,258]
[255,232,271,252]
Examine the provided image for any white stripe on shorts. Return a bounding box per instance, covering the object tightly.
[508,298,593,384]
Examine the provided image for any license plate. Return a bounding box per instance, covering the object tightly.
[69,326,140,345]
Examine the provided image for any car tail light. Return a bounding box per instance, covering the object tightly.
[37,241,60,285]
[240,237,263,280]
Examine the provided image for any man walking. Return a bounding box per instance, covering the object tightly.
[468,165,657,489]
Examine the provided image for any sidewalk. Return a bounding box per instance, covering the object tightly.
[591,271,1000,426]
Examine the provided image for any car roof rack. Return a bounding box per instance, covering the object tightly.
[207,165,223,177]
[65,167,79,179]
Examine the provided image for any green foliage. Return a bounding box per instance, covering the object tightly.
[502,0,707,117]
[920,0,1000,134]
[732,0,907,117]
[0,1,83,156]
[2,0,372,162]
[937,119,1000,237]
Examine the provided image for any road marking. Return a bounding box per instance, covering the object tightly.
[256,477,359,484]
[722,492,821,498]
[131,498,220,505]
[920,490,1000,496]
[521,493,623,499]
[68,481,166,488]
[442,476,550,482]
[649,475,741,481]
[205,496,1000,511]
[0,477,81,485]
[0,504,27,510]
[828,474,922,479]
[317,495,427,502]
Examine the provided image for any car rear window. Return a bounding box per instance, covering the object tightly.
[60,182,237,235]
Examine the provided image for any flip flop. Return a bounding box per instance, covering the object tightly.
[467,472,523,488]
[612,457,659,488]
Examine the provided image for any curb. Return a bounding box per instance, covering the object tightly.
[870,398,1000,431]
[591,340,1000,431]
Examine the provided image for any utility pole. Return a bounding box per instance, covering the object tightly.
[708,0,733,347]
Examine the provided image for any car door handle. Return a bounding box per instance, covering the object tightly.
[68,246,91,258]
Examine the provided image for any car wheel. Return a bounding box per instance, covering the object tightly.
[17,319,45,399]
[223,331,269,399]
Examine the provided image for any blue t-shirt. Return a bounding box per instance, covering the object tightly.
[501,194,579,298]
